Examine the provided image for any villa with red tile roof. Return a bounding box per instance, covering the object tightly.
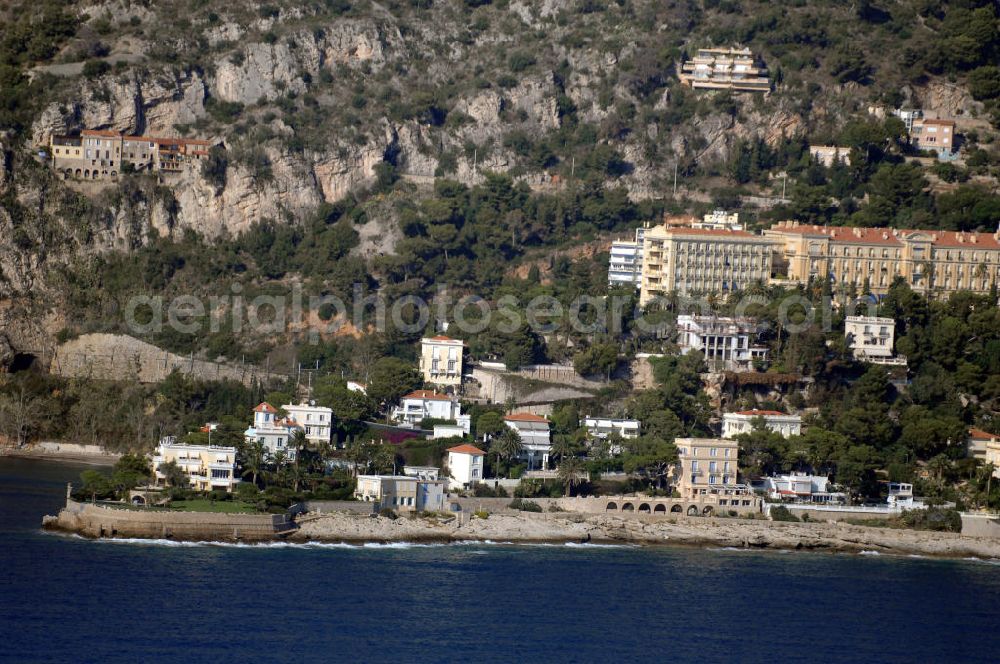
[48,129,217,181]
[766,221,1000,296]
[446,444,486,490]
[721,409,802,439]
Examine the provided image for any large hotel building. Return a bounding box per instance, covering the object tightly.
[638,226,774,305]
[765,221,1000,296]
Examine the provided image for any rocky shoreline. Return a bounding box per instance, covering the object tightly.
[2,443,119,465]
[290,511,1000,560]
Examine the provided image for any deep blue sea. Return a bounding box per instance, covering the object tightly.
[2,458,999,663]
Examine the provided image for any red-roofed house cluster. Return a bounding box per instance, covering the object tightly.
[244,400,333,462]
[48,129,215,181]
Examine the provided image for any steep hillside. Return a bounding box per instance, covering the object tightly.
[1,0,1000,360]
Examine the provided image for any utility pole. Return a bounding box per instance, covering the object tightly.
[571,156,575,179]
[673,162,678,196]
[782,173,787,199]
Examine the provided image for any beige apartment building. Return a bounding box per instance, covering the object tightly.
[638,226,774,304]
[673,437,749,500]
[419,336,464,387]
[765,221,1000,296]
[49,129,212,180]
[152,439,240,493]
[678,47,770,92]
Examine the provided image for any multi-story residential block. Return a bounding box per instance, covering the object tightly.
[354,475,446,512]
[638,226,774,303]
[721,410,802,439]
[765,221,1000,296]
[419,336,464,387]
[152,438,240,493]
[446,444,486,490]
[808,145,852,167]
[911,118,956,156]
[282,402,334,446]
[608,226,647,288]
[504,412,552,471]
[392,390,470,431]
[761,472,845,504]
[674,437,747,499]
[243,402,302,462]
[693,210,743,231]
[583,417,641,440]
[49,129,212,180]
[676,314,769,370]
[678,47,770,92]
[844,315,906,366]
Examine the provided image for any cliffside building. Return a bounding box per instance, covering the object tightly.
[676,314,769,370]
[679,47,769,92]
[419,336,465,387]
[721,410,802,439]
[49,129,213,181]
[844,316,906,365]
[608,226,647,288]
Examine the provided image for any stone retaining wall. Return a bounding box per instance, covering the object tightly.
[47,498,294,541]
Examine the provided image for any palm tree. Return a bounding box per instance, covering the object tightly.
[239,439,265,487]
[549,435,577,468]
[492,427,523,475]
[558,456,586,497]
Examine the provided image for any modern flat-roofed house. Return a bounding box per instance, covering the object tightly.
[583,417,641,440]
[446,444,486,490]
[844,316,906,366]
[504,412,552,471]
[692,210,742,231]
[762,472,845,504]
[674,437,744,499]
[678,47,769,92]
[152,438,239,493]
[420,336,465,387]
[722,410,802,439]
[676,314,770,370]
[911,117,956,157]
[354,475,446,512]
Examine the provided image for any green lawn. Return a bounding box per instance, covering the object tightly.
[168,499,259,514]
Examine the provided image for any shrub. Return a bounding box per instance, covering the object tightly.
[378,507,399,519]
[82,59,110,78]
[770,505,801,522]
[898,507,962,533]
[508,497,543,512]
[473,509,489,519]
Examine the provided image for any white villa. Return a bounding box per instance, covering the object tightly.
[676,314,769,370]
[583,417,641,440]
[152,438,240,493]
[354,475,446,513]
[722,410,802,439]
[446,444,486,491]
[845,316,905,365]
[243,402,302,461]
[761,472,845,504]
[504,412,552,471]
[283,402,334,446]
[608,226,647,288]
[419,336,465,387]
[392,390,471,432]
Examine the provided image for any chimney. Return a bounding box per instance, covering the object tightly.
[882,232,888,240]
[853,227,862,238]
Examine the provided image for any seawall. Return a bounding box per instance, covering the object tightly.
[44,497,296,542]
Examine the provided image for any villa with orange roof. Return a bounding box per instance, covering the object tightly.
[721,409,802,439]
[504,412,552,470]
[446,444,486,490]
[419,336,465,387]
[392,390,470,432]
[766,221,1000,296]
[48,129,215,181]
[243,402,313,462]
